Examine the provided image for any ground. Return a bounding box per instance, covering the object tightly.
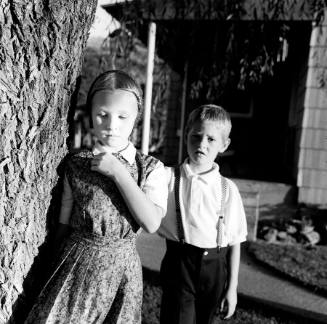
[141,238,327,324]
[141,269,297,324]
[248,240,327,296]
[141,279,297,324]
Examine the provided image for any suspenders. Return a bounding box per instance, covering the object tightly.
[217,176,227,248]
[174,167,185,244]
[174,167,227,249]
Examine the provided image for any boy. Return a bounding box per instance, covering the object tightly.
[158,105,247,324]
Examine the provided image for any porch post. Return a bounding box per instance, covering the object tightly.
[141,21,156,154]
[178,60,189,164]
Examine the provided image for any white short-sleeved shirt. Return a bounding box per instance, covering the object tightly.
[158,160,247,248]
[60,142,168,223]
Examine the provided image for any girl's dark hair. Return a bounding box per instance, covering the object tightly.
[86,70,143,127]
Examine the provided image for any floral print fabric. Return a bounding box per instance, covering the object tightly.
[25,150,158,324]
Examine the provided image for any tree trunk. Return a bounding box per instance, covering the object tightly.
[0,0,97,322]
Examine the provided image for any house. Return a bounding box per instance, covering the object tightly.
[84,0,327,207]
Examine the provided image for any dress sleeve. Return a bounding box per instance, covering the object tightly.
[59,175,74,225]
[225,179,248,246]
[142,160,168,216]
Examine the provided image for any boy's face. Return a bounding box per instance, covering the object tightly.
[91,89,138,151]
[185,120,230,173]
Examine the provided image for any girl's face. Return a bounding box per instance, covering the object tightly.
[91,89,138,152]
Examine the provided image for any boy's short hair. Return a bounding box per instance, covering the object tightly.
[185,104,232,139]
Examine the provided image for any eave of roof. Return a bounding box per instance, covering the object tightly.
[103,0,316,22]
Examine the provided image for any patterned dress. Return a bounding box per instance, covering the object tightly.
[25,150,158,324]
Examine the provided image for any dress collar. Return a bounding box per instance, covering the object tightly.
[92,141,136,165]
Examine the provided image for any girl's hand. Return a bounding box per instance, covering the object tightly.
[90,152,125,179]
[219,287,237,319]
[90,151,163,233]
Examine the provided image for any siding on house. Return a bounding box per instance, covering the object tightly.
[298,14,327,206]
[288,27,310,182]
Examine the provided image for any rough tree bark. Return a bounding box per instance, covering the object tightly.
[0,0,97,322]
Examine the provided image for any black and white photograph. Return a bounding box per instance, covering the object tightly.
[0,1,327,323]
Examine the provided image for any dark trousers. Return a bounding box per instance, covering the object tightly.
[160,240,228,324]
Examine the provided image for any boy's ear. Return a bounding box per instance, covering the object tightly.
[220,138,231,153]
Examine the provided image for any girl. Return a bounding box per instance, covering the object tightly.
[25,70,167,323]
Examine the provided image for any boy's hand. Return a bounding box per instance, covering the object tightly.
[219,287,237,319]
[91,152,125,179]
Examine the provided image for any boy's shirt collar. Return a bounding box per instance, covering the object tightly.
[182,159,220,184]
[93,141,136,165]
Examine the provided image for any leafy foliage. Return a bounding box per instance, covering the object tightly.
[186,21,291,101]
[105,0,327,102]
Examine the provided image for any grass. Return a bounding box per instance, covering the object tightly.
[141,277,297,324]
[248,240,327,296]
[141,238,327,323]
